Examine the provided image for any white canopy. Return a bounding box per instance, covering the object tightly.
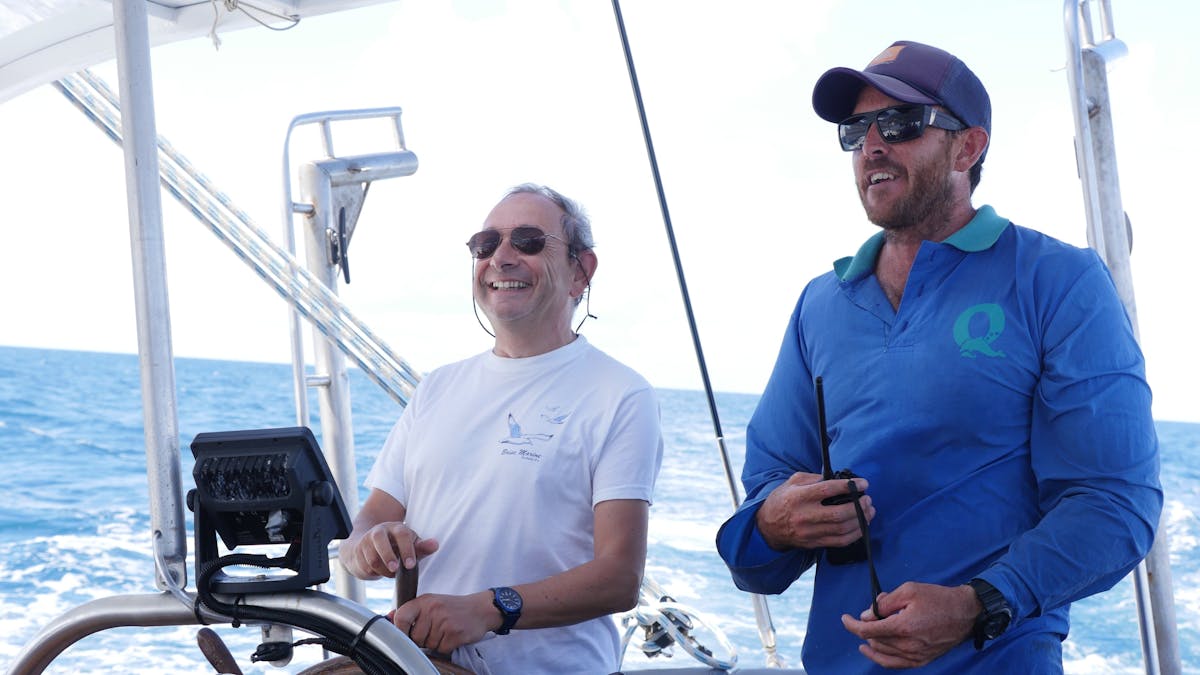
[0,0,391,103]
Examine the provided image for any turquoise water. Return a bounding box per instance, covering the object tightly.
[0,345,1195,673]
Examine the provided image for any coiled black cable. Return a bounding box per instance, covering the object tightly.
[196,553,403,675]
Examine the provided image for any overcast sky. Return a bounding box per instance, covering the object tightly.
[1,0,1196,422]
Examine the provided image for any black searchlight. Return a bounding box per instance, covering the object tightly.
[187,426,351,595]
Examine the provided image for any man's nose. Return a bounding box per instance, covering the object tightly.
[489,235,520,266]
[860,122,889,155]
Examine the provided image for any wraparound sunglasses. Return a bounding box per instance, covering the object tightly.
[838,103,966,152]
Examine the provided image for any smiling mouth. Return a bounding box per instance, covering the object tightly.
[868,171,897,185]
[490,280,530,289]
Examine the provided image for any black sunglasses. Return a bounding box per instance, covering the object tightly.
[838,104,966,152]
[466,226,569,260]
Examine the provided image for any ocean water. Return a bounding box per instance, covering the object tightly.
[0,345,1195,674]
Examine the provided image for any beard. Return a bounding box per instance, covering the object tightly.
[858,145,956,234]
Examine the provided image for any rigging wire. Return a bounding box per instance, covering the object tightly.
[608,2,737,509]
[609,0,782,667]
[209,0,300,50]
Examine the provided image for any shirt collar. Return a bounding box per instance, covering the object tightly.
[833,205,1008,281]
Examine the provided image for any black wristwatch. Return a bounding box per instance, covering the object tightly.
[968,578,1012,650]
[490,586,523,635]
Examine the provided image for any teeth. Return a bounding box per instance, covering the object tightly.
[491,281,529,289]
[869,172,896,185]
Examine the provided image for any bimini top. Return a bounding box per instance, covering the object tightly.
[0,0,391,105]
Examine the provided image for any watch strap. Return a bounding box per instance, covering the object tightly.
[968,578,1012,650]
[490,586,522,635]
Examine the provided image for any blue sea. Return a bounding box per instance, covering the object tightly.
[0,345,1196,674]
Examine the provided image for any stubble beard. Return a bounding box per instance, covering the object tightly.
[860,149,956,237]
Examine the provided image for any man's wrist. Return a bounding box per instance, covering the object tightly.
[337,538,366,579]
[754,494,790,551]
[490,586,523,635]
[968,578,1012,649]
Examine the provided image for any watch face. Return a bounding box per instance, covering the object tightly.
[983,611,1011,639]
[495,586,522,612]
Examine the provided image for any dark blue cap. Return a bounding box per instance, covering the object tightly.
[813,41,991,157]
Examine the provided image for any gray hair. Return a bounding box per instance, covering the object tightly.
[504,183,595,254]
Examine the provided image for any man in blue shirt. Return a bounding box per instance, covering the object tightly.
[715,41,1161,673]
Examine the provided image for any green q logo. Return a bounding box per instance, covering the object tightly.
[953,304,1007,359]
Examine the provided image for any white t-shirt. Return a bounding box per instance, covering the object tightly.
[365,335,663,675]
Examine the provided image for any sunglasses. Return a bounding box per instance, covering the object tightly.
[838,104,966,152]
[466,226,569,260]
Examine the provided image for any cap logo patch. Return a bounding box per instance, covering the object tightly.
[868,45,904,67]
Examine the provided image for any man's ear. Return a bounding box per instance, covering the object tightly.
[572,249,598,296]
[954,127,989,172]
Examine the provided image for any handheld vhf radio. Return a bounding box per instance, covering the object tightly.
[815,377,868,565]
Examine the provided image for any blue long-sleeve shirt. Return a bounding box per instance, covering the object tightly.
[715,206,1161,674]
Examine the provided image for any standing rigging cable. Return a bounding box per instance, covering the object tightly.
[609,1,782,667]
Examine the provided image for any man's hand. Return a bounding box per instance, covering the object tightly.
[343,521,439,579]
[841,582,979,669]
[756,471,874,551]
[388,590,496,655]
[340,490,440,580]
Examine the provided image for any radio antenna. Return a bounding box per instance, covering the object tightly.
[816,376,833,480]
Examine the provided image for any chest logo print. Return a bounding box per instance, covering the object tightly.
[953,303,1007,359]
[500,413,554,445]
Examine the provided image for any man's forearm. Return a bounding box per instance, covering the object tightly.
[506,555,643,629]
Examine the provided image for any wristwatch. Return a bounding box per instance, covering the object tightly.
[490,586,523,635]
[968,578,1012,650]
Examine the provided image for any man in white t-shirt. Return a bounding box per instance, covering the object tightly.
[339,183,664,675]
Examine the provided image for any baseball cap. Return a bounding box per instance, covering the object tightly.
[812,40,991,150]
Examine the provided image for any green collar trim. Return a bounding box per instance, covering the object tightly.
[833,205,1007,281]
